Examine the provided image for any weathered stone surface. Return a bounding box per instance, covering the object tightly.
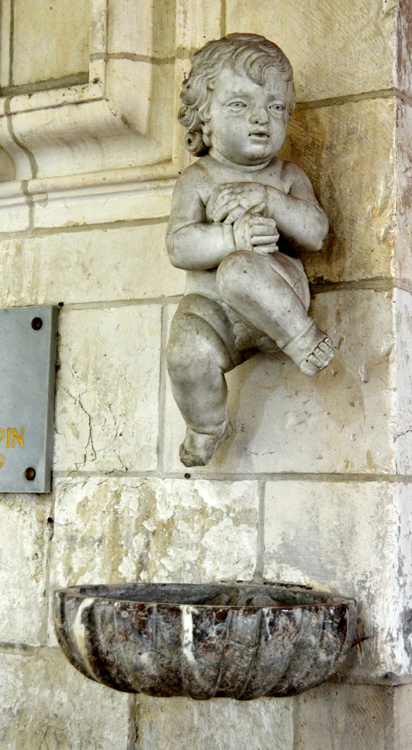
[395,100,412,284]
[108,0,176,58]
[393,288,412,475]
[106,60,175,144]
[280,98,397,284]
[0,649,130,750]
[32,179,174,229]
[226,0,397,101]
[294,682,412,750]
[0,191,30,233]
[397,0,412,98]
[175,0,223,51]
[264,480,412,678]
[54,306,161,472]
[12,0,91,86]
[0,223,183,307]
[164,290,398,474]
[0,495,51,646]
[394,683,412,749]
[50,476,258,587]
[135,693,293,750]
[48,477,259,645]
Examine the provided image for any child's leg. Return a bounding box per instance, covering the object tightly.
[167,296,236,466]
[216,251,333,376]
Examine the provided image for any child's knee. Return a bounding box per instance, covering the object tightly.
[216,250,256,302]
[167,314,230,381]
[217,251,262,306]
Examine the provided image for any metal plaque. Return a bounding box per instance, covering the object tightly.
[0,306,57,493]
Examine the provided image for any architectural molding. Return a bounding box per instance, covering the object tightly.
[0,170,177,232]
[0,0,178,181]
[0,0,223,194]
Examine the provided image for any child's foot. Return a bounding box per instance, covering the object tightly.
[299,336,334,376]
[282,321,334,377]
[179,421,233,467]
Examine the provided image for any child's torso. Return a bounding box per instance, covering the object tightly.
[196,154,294,208]
[185,155,305,303]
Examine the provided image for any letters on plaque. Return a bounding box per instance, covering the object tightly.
[0,428,25,467]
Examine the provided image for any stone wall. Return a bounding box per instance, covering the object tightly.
[0,0,91,95]
[0,0,412,748]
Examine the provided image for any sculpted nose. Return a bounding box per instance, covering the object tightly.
[250,106,268,124]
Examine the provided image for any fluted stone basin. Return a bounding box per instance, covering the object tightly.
[54,582,356,700]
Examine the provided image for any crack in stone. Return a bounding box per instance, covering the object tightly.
[108,402,127,472]
[59,382,97,468]
[78,393,97,464]
[394,428,412,442]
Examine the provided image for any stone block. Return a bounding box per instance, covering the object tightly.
[0,495,51,646]
[397,0,412,98]
[0,223,184,307]
[54,305,161,472]
[226,0,397,101]
[33,180,174,229]
[135,694,293,750]
[48,476,258,644]
[395,100,412,284]
[0,195,30,233]
[0,0,11,89]
[393,288,412,475]
[264,480,412,677]
[163,290,398,475]
[295,682,412,750]
[12,0,91,86]
[108,0,176,58]
[0,649,130,750]
[106,60,175,140]
[280,98,397,285]
[393,683,412,750]
[294,682,395,750]
[174,0,223,52]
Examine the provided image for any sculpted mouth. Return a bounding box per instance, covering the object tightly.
[249,131,269,139]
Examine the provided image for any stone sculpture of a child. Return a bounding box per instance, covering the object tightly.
[166,33,333,467]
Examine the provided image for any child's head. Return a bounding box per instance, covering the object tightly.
[179,33,296,157]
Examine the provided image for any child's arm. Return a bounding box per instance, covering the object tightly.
[167,168,278,269]
[270,164,329,250]
[166,168,236,270]
[209,164,328,252]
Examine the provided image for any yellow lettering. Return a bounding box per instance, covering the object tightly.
[12,428,24,448]
[0,429,4,443]
[0,455,4,467]
[6,429,10,448]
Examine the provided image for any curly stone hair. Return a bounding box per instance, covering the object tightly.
[178,33,296,157]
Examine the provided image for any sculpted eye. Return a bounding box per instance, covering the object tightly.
[269,102,285,113]
[228,101,246,110]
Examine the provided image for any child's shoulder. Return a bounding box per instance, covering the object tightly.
[270,157,316,197]
[172,159,214,202]
[176,158,214,184]
[272,157,309,181]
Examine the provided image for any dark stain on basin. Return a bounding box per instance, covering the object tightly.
[54,582,356,700]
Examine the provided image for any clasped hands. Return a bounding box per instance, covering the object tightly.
[207,182,279,254]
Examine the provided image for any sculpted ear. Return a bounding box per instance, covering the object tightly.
[202,122,212,147]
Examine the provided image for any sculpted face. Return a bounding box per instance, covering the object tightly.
[207,65,289,167]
